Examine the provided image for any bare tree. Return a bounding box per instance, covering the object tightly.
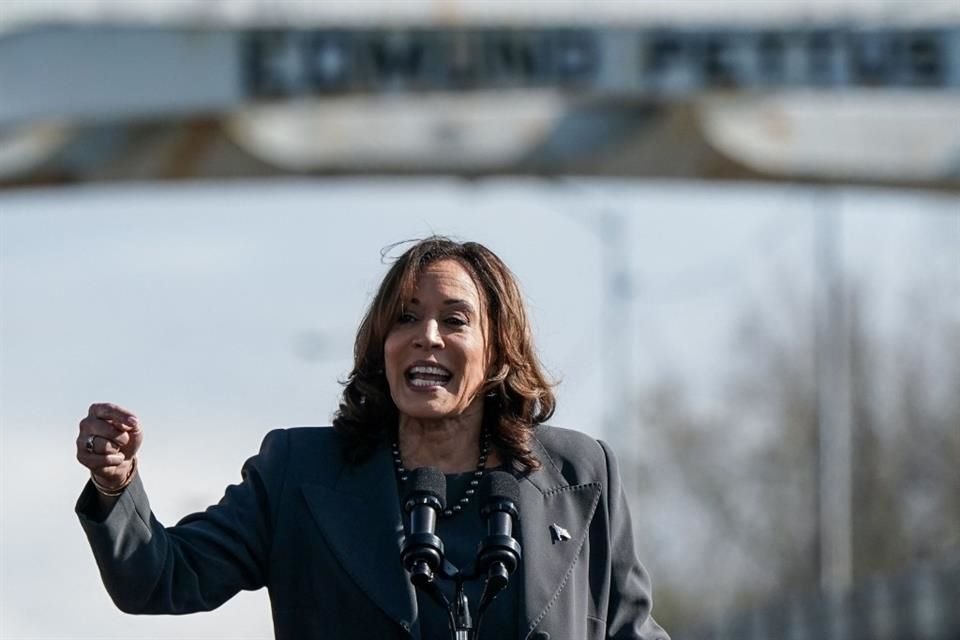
[630,271,960,630]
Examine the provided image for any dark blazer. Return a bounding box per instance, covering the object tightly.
[77,425,669,640]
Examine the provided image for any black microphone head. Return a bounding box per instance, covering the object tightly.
[404,467,447,511]
[479,470,520,506]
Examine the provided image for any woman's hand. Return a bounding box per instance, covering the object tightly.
[76,403,143,492]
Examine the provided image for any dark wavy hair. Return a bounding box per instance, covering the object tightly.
[333,236,555,471]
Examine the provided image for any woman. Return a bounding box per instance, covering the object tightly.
[75,237,669,640]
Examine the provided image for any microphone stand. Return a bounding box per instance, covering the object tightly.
[408,549,517,640]
[451,575,473,640]
[407,557,483,640]
[402,470,522,640]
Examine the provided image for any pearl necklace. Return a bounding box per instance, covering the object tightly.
[392,429,490,518]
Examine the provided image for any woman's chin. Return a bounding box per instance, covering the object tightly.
[397,395,473,422]
[399,405,453,421]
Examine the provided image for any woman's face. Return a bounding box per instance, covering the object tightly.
[384,259,490,423]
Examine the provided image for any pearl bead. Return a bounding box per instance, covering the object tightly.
[392,429,490,518]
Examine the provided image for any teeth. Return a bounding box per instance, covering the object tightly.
[410,377,447,387]
[408,365,451,377]
[407,365,452,388]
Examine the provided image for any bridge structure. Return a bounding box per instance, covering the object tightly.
[1,23,959,187]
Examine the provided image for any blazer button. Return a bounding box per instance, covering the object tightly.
[532,632,550,640]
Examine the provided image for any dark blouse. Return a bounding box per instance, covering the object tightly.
[404,470,521,640]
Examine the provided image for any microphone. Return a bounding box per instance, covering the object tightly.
[400,467,447,588]
[476,471,522,607]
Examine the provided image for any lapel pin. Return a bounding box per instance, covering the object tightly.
[549,523,571,544]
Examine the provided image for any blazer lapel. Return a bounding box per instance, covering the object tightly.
[518,437,602,640]
[300,446,418,635]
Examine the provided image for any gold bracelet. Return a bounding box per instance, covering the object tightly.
[91,458,137,497]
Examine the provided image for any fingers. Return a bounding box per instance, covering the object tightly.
[77,403,142,475]
[78,416,131,446]
[77,448,127,470]
[76,432,122,454]
[76,434,127,469]
[87,402,139,431]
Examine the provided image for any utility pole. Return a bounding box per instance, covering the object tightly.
[598,211,635,463]
[557,189,635,465]
[814,192,853,597]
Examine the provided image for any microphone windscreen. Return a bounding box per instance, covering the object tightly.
[479,470,520,505]
[406,467,447,510]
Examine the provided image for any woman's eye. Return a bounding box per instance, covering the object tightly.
[397,312,416,324]
[445,316,468,327]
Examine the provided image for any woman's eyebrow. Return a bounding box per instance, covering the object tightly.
[443,299,476,312]
[404,297,476,313]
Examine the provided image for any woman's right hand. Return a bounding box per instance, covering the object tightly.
[76,403,143,492]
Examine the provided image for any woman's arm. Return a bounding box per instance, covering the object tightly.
[76,420,289,614]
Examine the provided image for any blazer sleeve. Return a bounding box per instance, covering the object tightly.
[75,429,289,614]
[599,439,670,640]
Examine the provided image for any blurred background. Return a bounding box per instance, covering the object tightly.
[1,1,958,638]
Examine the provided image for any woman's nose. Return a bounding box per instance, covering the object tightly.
[413,319,443,349]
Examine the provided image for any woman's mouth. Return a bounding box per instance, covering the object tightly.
[406,364,453,388]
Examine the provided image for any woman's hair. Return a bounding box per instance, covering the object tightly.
[333,236,555,470]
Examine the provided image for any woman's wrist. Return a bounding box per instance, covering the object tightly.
[91,458,137,496]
